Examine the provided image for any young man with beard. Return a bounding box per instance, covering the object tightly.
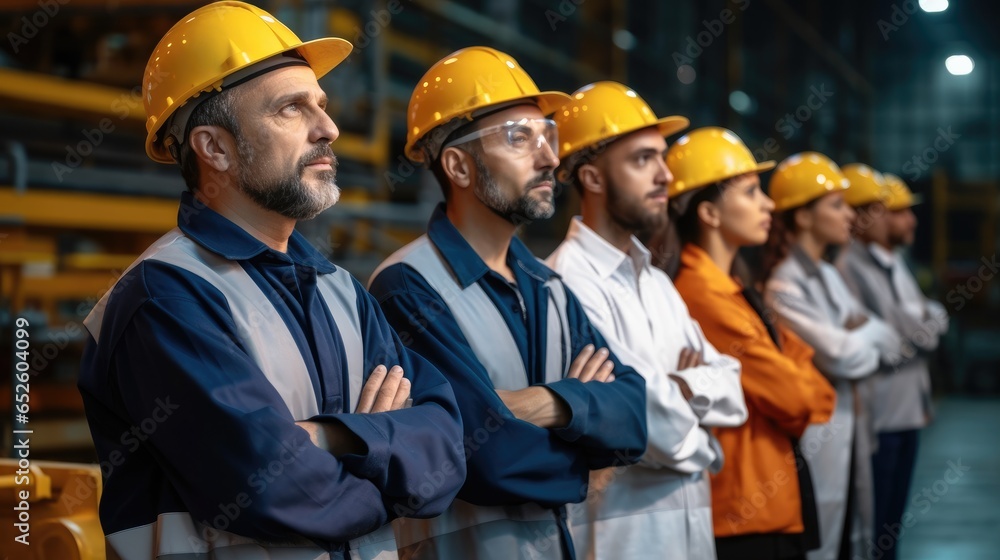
[545,82,748,560]
[77,4,465,559]
[837,166,948,560]
[367,49,648,560]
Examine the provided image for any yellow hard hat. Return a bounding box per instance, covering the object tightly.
[883,173,923,210]
[554,81,689,160]
[666,126,775,197]
[143,1,353,163]
[841,164,889,207]
[768,152,850,212]
[404,46,571,163]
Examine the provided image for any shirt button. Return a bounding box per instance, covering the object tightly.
[512,304,520,313]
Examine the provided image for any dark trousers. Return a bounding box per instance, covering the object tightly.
[871,429,920,560]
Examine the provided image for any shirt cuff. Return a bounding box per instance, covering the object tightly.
[543,378,589,442]
[322,413,391,484]
[670,368,715,418]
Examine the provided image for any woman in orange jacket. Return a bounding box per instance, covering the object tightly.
[649,127,837,560]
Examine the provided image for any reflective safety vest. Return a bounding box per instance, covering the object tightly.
[85,229,396,560]
[372,235,574,560]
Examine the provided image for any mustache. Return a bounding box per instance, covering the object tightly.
[298,144,338,172]
[647,188,667,198]
[527,170,555,188]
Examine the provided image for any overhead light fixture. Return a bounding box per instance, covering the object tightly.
[728,90,753,114]
[945,55,974,75]
[919,0,949,12]
[612,29,637,51]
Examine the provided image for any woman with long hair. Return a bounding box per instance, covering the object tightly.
[761,153,905,560]
[649,128,836,560]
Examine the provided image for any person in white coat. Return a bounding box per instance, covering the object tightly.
[761,154,907,560]
[547,81,748,560]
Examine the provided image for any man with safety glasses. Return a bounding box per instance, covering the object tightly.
[368,47,648,559]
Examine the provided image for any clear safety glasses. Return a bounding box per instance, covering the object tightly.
[442,118,558,159]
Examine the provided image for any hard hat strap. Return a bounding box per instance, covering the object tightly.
[163,53,311,156]
[425,100,540,163]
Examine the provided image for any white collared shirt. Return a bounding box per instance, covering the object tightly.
[547,217,747,560]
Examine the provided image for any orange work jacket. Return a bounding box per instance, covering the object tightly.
[673,244,836,538]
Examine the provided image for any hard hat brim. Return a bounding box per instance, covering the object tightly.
[405,90,572,163]
[559,115,690,162]
[887,193,923,210]
[535,91,574,116]
[296,37,355,81]
[656,116,691,139]
[772,181,849,212]
[668,160,776,196]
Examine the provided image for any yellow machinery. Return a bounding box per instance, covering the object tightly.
[0,460,105,559]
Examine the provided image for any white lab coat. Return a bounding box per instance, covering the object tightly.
[547,218,748,560]
[765,246,904,560]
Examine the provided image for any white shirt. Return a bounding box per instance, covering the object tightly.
[547,217,747,560]
[765,247,904,560]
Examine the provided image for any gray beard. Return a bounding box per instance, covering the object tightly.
[237,140,341,221]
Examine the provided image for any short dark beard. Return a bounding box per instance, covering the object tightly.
[606,174,667,233]
[470,150,555,225]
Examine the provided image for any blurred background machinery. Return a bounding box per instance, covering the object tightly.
[0,0,998,555]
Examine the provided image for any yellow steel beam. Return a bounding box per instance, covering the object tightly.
[385,31,448,67]
[0,68,385,166]
[63,253,140,271]
[0,187,178,233]
[0,68,144,123]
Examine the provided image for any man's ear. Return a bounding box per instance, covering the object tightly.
[577,163,604,196]
[440,146,474,190]
[189,125,237,172]
[697,200,722,229]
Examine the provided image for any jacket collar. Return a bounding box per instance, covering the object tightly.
[177,191,336,273]
[680,243,742,295]
[426,203,557,289]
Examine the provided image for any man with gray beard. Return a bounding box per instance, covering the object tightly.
[368,48,648,560]
[77,3,464,559]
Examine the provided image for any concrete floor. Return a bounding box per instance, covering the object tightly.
[896,397,1000,560]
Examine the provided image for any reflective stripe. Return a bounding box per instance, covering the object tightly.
[147,233,319,420]
[568,471,715,560]
[316,272,365,412]
[106,512,330,560]
[374,235,570,559]
[378,236,569,387]
[106,515,396,560]
[88,230,393,558]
